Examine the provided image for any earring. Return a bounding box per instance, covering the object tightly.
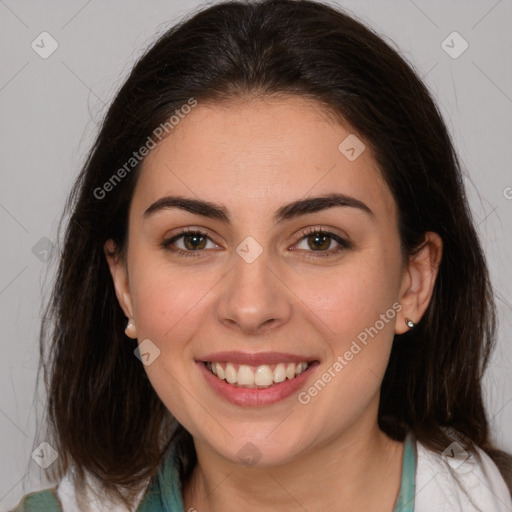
[125,319,137,338]
[405,318,416,329]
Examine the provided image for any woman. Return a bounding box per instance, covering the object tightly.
[13,0,512,511]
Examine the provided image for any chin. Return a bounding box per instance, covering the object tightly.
[207,431,307,468]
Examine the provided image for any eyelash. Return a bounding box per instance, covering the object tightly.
[161,226,352,259]
[296,227,352,258]
[162,228,219,258]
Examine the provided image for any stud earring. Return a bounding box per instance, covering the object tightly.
[125,319,137,338]
[405,318,416,329]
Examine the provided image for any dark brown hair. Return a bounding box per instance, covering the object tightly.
[37,0,511,507]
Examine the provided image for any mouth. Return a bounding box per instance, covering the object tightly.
[204,361,312,388]
[196,352,319,406]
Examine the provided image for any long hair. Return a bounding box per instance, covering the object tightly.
[39,0,511,507]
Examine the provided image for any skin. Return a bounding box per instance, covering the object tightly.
[105,95,442,511]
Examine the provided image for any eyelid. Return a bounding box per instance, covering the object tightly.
[162,225,352,257]
[291,226,352,256]
[162,227,221,256]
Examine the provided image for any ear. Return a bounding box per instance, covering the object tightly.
[395,231,443,334]
[104,239,134,321]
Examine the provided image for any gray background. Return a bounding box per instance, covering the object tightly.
[1,0,511,509]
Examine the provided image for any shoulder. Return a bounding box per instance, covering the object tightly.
[414,438,512,512]
[10,473,143,512]
[11,431,187,512]
[10,487,62,511]
[56,472,136,512]
[56,471,147,512]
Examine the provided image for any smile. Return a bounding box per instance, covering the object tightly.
[205,361,311,388]
[197,352,319,406]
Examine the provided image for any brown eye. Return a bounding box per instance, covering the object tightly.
[162,229,221,257]
[294,228,352,257]
[305,232,332,251]
[182,232,208,250]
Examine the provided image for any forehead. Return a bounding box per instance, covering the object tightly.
[131,95,396,224]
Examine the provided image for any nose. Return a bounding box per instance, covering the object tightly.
[215,248,293,335]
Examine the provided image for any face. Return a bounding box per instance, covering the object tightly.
[106,95,439,467]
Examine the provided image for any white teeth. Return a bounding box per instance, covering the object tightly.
[215,362,225,379]
[254,365,274,386]
[237,365,255,386]
[295,362,308,376]
[207,361,311,387]
[273,363,286,383]
[225,363,237,384]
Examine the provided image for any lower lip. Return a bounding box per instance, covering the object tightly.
[197,361,319,407]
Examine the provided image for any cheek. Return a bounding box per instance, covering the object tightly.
[126,259,215,425]
[295,270,399,422]
[296,256,401,341]
[293,253,401,404]
[128,255,222,346]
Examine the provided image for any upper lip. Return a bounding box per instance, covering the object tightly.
[197,351,317,366]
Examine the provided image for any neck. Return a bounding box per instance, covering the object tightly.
[183,421,404,512]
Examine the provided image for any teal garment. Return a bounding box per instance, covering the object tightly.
[393,432,416,512]
[11,433,416,511]
[136,431,188,512]
[10,488,61,511]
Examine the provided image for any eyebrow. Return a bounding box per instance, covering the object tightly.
[143,193,374,223]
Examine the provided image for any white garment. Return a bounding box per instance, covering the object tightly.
[57,472,146,512]
[57,440,512,511]
[414,441,512,512]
